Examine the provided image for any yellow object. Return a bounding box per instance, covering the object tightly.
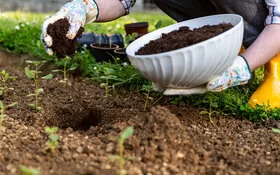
[249,53,280,108]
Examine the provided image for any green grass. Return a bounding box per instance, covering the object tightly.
[0,11,279,122]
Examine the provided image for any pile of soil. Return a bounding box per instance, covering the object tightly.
[136,23,232,55]
[0,50,279,175]
[47,18,84,58]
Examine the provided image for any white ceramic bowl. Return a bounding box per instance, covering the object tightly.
[126,14,244,89]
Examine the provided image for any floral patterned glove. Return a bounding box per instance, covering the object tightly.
[206,55,252,92]
[41,0,99,55]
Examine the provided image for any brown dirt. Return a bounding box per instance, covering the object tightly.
[0,50,280,175]
[47,18,84,58]
[136,23,232,55]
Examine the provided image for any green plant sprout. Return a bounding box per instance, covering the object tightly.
[52,56,76,83]
[0,70,17,98]
[0,100,17,127]
[124,33,137,47]
[141,84,153,111]
[272,128,280,147]
[110,126,134,175]
[272,128,280,134]
[25,60,53,112]
[45,126,59,153]
[100,67,115,98]
[20,165,40,175]
[199,93,220,124]
[154,20,162,30]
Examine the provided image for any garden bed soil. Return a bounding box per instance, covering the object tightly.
[47,18,84,58]
[136,23,232,55]
[0,50,280,175]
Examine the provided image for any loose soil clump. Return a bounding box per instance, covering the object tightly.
[136,23,233,55]
[47,18,84,58]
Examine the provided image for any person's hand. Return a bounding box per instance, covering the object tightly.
[154,55,252,95]
[41,0,99,55]
[206,55,252,92]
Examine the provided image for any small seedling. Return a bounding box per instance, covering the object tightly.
[45,126,59,153]
[110,126,134,175]
[20,165,40,175]
[154,20,162,30]
[272,128,280,134]
[124,33,137,46]
[100,67,115,98]
[52,56,76,83]
[25,60,53,112]
[199,93,220,124]
[0,70,17,98]
[141,84,153,111]
[0,100,17,127]
[272,128,280,147]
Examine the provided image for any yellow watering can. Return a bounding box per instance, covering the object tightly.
[249,53,280,108]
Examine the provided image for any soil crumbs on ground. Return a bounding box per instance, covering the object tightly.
[0,51,280,175]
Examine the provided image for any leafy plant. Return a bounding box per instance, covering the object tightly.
[199,93,220,124]
[0,100,17,127]
[141,84,153,110]
[45,126,59,153]
[20,165,40,175]
[124,32,137,47]
[52,56,76,83]
[0,70,17,98]
[110,126,134,175]
[25,60,53,112]
[100,67,115,98]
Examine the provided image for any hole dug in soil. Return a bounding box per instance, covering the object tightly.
[42,80,102,131]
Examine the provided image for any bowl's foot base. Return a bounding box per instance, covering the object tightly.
[152,83,207,95]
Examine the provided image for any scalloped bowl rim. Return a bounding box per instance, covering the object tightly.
[126,14,243,58]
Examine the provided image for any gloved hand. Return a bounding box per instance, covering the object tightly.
[206,55,252,92]
[155,55,252,95]
[41,0,99,56]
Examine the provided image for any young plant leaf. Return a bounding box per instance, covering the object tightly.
[120,126,134,142]
[272,128,280,134]
[45,126,59,133]
[41,74,53,80]
[25,67,35,79]
[20,165,40,175]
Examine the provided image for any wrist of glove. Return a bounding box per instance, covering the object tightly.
[41,0,99,55]
[154,55,252,95]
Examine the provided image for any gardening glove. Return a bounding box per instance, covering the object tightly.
[206,55,252,92]
[41,0,99,56]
